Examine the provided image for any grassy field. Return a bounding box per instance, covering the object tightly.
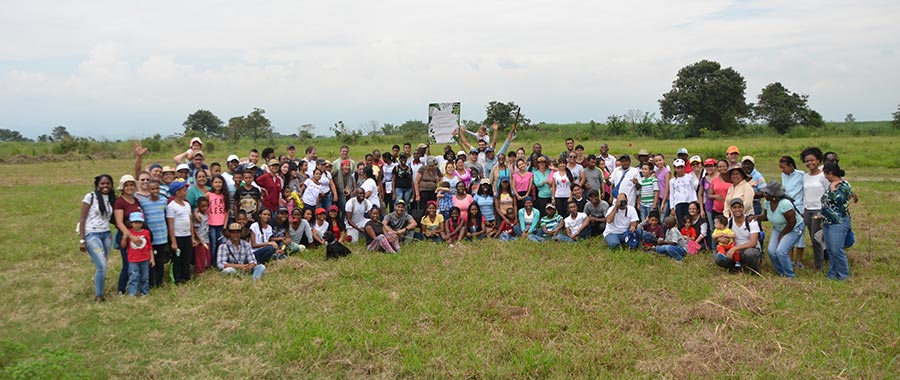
[1,136,899,379]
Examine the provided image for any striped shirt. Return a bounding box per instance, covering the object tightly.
[639,176,659,207]
[138,196,169,245]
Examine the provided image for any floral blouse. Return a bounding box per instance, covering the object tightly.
[821,180,851,225]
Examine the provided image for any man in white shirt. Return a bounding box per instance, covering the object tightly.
[557,202,590,242]
[599,143,616,174]
[608,154,641,207]
[604,194,641,249]
[344,188,372,243]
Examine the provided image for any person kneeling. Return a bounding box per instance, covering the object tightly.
[218,223,266,280]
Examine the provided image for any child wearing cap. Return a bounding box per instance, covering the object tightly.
[125,212,154,296]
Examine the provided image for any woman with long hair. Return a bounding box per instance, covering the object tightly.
[512,158,534,210]
[79,174,116,302]
[821,162,852,280]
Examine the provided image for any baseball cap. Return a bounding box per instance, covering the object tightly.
[457,150,466,157]
[689,155,702,164]
[189,137,203,146]
[175,163,190,172]
[168,181,189,193]
[677,147,688,155]
[703,158,717,166]
[545,203,556,210]
[192,151,204,158]
[742,155,755,164]
[161,165,175,173]
[148,163,162,171]
[726,146,740,155]
[287,144,295,150]
[485,147,495,153]
[227,154,239,163]
[728,198,744,207]
[128,212,144,223]
[316,208,327,215]
[328,205,339,213]
[673,159,686,167]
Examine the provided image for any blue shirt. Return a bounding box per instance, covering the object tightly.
[473,194,496,222]
[138,196,169,245]
[781,169,805,211]
[749,169,767,192]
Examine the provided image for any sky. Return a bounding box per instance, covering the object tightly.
[1,0,898,139]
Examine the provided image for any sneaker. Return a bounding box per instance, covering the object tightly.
[94,296,106,303]
[735,261,742,268]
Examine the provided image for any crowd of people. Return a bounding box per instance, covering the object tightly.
[78,126,857,302]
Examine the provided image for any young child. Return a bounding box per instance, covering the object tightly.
[680,216,697,240]
[193,197,211,273]
[497,208,517,241]
[640,210,664,249]
[638,162,659,220]
[712,215,738,266]
[655,216,688,261]
[125,212,154,296]
[436,181,453,220]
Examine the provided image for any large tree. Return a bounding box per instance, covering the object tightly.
[52,125,72,141]
[659,60,750,136]
[0,129,30,142]
[225,108,272,141]
[183,109,224,138]
[484,101,530,129]
[753,82,824,134]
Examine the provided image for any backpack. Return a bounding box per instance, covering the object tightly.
[611,168,630,199]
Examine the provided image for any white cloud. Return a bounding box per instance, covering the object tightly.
[1,0,899,138]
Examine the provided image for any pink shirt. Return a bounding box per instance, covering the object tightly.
[513,171,533,193]
[452,194,473,221]
[207,192,228,227]
[710,176,730,213]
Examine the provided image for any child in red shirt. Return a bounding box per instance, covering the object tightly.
[125,212,154,296]
[680,216,698,240]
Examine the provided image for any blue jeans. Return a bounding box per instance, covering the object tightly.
[127,260,150,295]
[85,231,112,297]
[499,232,516,241]
[673,202,690,229]
[395,187,413,207]
[319,194,333,211]
[639,205,653,221]
[824,218,851,280]
[555,226,593,242]
[222,264,266,280]
[767,225,803,278]
[115,230,129,293]
[254,245,276,264]
[209,225,224,266]
[656,245,687,261]
[605,229,644,249]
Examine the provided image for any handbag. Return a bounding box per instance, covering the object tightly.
[611,168,629,199]
[686,239,701,255]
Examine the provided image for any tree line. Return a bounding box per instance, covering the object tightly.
[4,59,900,142]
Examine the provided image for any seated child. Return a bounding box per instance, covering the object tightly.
[712,215,738,266]
[497,208,516,241]
[680,216,697,240]
[640,211,664,249]
[655,216,688,261]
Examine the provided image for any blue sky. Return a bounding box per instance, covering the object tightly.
[1,0,898,139]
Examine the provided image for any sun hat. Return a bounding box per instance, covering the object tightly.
[759,181,784,197]
[741,155,755,164]
[192,151,204,158]
[417,143,428,149]
[637,149,649,156]
[722,165,750,183]
[480,178,491,185]
[117,174,135,190]
[161,165,175,173]
[128,212,144,222]
[457,150,466,157]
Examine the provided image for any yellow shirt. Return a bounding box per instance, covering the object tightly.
[724,181,755,218]
[420,214,444,235]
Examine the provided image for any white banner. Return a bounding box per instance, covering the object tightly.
[428,102,460,144]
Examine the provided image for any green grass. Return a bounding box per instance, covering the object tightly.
[1,136,899,379]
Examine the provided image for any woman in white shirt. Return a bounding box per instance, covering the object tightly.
[300,169,325,211]
[668,159,698,225]
[800,147,830,270]
[249,208,279,263]
[552,157,574,218]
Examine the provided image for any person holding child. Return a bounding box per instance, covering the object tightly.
[712,215,737,266]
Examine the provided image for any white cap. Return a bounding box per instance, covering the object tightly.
[227,154,239,162]
[175,163,190,172]
[190,137,203,146]
[673,158,686,167]
[677,147,688,155]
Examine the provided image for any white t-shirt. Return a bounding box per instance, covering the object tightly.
[564,212,588,234]
[730,217,761,249]
[600,154,616,174]
[82,193,112,233]
[301,178,323,206]
[344,197,372,228]
[668,174,699,206]
[553,170,573,198]
[313,220,330,238]
[802,172,829,211]
[567,164,584,183]
[603,205,639,236]
[249,222,272,245]
[361,178,380,207]
[319,172,333,195]
[222,172,236,192]
[609,167,641,205]
[165,200,193,237]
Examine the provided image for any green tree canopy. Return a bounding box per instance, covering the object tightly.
[753,82,824,134]
[183,109,224,138]
[0,129,31,142]
[52,126,72,141]
[484,101,530,129]
[659,60,750,136]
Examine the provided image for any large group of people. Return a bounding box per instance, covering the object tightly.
[78,126,857,302]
